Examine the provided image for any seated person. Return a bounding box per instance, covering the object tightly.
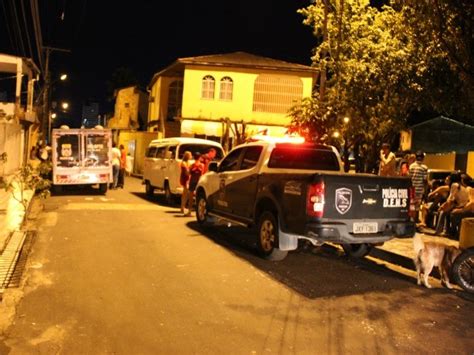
[435,173,469,236]
[450,175,474,238]
[419,176,450,228]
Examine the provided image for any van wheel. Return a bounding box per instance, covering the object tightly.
[342,243,372,258]
[145,181,154,197]
[99,183,108,195]
[164,181,173,205]
[257,211,288,261]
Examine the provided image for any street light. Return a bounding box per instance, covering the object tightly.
[343,116,350,124]
[61,102,69,110]
[60,74,67,81]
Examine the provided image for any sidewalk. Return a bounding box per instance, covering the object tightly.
[372,233,459,275]
[0,186,34,293]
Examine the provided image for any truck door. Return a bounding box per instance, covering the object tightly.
[227,146,263,218]
[212,147,245,215]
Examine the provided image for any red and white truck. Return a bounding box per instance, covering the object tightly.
[51,128,112,194]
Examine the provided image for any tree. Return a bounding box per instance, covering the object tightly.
[394,0,474,124]
[291,0,421,172]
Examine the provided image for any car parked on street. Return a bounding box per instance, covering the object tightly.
[195,136,416,260]
[143,137,224,204]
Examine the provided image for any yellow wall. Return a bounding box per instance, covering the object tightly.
[467,151,474,177]
[181,65,313,126]
[148,76,182,136]
[424,152,456,170]
[118,131,158,174]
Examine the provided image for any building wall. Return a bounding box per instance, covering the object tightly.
[148,76,182,136]
[181,65,313,126]
[118,131,158,174]
[110,87,148,130]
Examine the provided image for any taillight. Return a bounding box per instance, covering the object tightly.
[307,182,325,218]
[408,186,417,219]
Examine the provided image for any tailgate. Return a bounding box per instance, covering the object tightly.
[321,174,411,220]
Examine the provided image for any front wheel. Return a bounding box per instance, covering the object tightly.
[257,211,288,261]
[196,192,210,226]
[453,248,474,293]
[342,243,372,258]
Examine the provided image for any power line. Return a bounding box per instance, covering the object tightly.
[30,0,44,72]
[20,0,34,60]
[10,0,26,56]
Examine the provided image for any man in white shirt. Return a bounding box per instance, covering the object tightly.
[378,143,397,177]
[111,142,121,189]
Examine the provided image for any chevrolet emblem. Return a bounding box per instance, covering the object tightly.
[362,198,377,205]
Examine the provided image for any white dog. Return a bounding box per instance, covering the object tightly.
[413,234,461,289]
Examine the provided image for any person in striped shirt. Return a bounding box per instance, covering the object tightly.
[409,151,428,223]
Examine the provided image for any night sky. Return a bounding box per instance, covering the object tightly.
[1,0,315,123]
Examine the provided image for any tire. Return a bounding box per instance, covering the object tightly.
[52,184,63,195]
[196,192,210,226]
[453,248,474,293]
[145,180,154,197]
[99,183,108,195]
[164,181,173,205]
[342,243,372,258]
[257,211,288,261]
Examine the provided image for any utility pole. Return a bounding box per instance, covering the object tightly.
[41,46,71,146]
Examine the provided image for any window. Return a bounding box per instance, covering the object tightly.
[241,146,263,170]
[167,145,177,159]
[146,146,158,158]
[253,74,303,113]
[219,77,233,100]
[218,148,244,172]
[201,75,215,99]
[178,144,224,160]
[155,146,167,159]
[167,80,183,121]
[268,146,340,171]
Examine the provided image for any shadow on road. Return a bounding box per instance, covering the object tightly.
[185,221,423,299]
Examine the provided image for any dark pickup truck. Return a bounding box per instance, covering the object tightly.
[195,138,416,260]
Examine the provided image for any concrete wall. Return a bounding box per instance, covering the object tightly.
[109,87,148,130]
[0,122,23,175]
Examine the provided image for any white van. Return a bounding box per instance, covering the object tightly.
[143,137,224,203]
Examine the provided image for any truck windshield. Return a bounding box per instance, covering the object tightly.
[268,147,340,171]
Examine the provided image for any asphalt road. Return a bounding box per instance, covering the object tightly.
[0,177,473,354]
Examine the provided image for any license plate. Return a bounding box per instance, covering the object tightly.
[353,222,378,234]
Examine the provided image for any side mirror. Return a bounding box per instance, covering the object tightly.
[208,161,218,172]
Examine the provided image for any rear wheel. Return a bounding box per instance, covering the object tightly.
[145,180,154,197]
[257,211,288,261]
[453,248,474,293]
[342,243,372,258]
[99,183,108,195]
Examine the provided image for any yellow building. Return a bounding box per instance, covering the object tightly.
[108,86,148,130]
[147,52,317,149]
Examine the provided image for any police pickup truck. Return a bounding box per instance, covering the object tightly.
[195,137,416,261]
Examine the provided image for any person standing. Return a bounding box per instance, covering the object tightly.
[117,144,127,188]
[180,151,193,216]
[409,151,428,223]
[378,143,397,177]
[111,142,121,189]
[189,153,205,195]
